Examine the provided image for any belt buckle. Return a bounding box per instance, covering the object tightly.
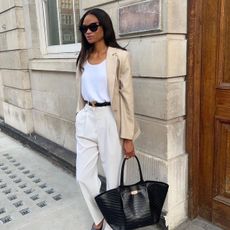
[91,101,97,107]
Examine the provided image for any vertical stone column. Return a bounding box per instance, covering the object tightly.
[0,0,33,133]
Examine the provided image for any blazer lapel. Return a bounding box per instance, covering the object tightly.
[106,47,118,102]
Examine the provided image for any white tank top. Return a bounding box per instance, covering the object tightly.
[81,60,110,103]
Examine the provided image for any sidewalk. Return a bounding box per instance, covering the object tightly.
[0,131,223,230]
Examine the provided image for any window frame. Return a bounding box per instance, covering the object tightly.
[35,0,81,56]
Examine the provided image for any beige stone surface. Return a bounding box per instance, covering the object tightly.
[167,0,187,33]
[168,154,188,207]
[134,78,185,119]
[2,70,30,89]
[32,90,76,121]
[29,59,77,73]
[0,0,22,13]
[3,102,33,134]
[135,117,185,160]
[3,87,32,109]
[23,0,42,59]
[0,50,28,69]
[32,110,75,152]
[30,71,76,101]
[0,29,26,51]
[81,0,187,35]
[167,200,188,230]
[120,36,187,77]
[0,7,24,33]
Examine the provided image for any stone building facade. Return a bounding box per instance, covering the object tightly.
[0,0,187,229]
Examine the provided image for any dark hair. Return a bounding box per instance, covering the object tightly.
[76,8,125,71]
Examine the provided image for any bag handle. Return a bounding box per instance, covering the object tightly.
[120,156,144,186]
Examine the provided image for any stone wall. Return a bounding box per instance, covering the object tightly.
[0,0,33,133]
[29,60,77,152]
[0,0,188,228]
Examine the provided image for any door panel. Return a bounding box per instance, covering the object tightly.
[223,0,230,83]
[199,0,230,228]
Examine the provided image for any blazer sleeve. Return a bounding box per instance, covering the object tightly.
[119,51,135,140]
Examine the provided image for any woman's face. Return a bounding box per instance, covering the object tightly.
[82,14,104,44]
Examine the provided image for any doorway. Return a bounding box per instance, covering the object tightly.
[187,0,230,229]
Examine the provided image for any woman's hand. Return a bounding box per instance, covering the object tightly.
[123,139,135,158]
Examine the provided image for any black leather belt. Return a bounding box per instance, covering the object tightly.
[86,101,111,107]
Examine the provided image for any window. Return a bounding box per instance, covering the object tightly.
[41,0,81,54]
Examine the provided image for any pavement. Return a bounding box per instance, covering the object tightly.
[0,131,223,230]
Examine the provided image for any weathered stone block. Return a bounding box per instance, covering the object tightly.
[0,0,22,13]
[32,110,75,152]
[134,78,185,119]
[135,117,185,160]
[120,36,186,77]
[0,29,26,51]
[30,59,77,73]
[4,87,32,109]
[166,200,188,229]
[168,154,188,207]
[23,0,42,59]
[167,0,187,33]
[0,7,24,33]
[3,102,33,134]
[32,90,76,121]
[0,50,28,69]
[30,71,76,97]
[2,70,30,89]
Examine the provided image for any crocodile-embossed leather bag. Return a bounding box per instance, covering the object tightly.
[95,156,169,230]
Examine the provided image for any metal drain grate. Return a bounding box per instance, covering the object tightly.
[24,188,34,194]
[37,201,47,208]
[13,201,23,208]
[39,183,47,189]
[46,188,54,194]
[8,195,17,201]
[0,208,6,214]
[19,183,27,189]
[30,194,39,201]
[0,183,7,189]
[3,188,11,195]
[9,174,17,179]
[53,194,62,201]
[19,208,30,216]
[0,215,12,224]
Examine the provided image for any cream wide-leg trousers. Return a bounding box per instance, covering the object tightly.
[76,104,123,230]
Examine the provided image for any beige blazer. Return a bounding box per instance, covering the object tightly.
[76,46,140,141]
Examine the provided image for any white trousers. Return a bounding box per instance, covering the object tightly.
[76,104,123,230]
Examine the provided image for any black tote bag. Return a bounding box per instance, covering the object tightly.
[95,156,169,230]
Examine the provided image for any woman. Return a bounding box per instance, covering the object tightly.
[75,8,140,230]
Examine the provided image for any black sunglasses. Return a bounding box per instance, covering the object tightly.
[79,23,101,34]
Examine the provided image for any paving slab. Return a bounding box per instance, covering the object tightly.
[0,132,92,230]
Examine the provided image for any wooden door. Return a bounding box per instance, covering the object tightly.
[188,0,230,229]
